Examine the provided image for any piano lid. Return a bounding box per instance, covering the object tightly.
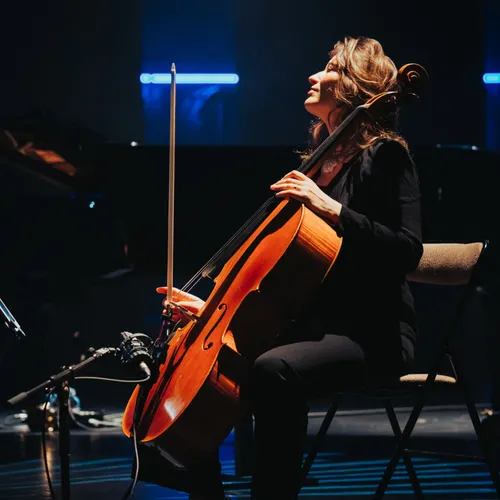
[0,111,105,196]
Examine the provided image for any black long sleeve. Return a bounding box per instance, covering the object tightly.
[312,139,423,362]
[335,140,423,273]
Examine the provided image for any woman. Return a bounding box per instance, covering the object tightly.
[151,35,423,500]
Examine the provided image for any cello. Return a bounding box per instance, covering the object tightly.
[122,63,429,468]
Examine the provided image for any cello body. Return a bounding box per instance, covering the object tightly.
[122,199,342,467]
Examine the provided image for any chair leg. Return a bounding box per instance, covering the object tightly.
[451,358,500,498]
[234,410,254,477]
[384,400,424,499]
[373,390,427,499]
[301,395,342,483]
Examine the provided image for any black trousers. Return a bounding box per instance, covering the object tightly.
[137,331,409,499]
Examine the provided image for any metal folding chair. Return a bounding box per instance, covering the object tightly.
[301,240,500,499]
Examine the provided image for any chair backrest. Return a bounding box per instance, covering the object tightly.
[408,241,490,359]
[408,242,485,286]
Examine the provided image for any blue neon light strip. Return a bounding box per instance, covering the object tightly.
[140,73,239,84]
[483,73,500,84]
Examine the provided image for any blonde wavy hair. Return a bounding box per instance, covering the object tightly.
[301,36,408,161]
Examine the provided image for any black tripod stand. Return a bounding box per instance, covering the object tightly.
[7,347,117,500]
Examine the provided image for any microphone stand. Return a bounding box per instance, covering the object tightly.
[0,296,26,371]
[0,296,26,340]
[7,347,117,500]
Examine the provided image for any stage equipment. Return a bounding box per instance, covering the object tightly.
[7,331,153,500]
[0,297,26,339]
[8,347,118,500]
[0,296,26,373]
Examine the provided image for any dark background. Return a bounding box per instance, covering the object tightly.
[0,0,499,412]
[0,0,494,148]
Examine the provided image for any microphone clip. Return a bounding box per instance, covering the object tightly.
[118,331,154,381]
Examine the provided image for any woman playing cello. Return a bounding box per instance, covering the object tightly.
[143,35,423,500]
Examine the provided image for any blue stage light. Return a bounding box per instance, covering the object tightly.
[140,73,239,84]
[483,73,500,84]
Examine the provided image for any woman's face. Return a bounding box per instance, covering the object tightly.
[304,56,341,124]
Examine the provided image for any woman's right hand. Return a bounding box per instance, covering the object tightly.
[156,286,205,325]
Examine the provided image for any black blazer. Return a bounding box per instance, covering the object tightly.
[310,139,423,364]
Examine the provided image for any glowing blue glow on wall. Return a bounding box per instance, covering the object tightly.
[140,73,239,84]
[483,73,500,84]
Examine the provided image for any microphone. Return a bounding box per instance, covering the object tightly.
[118,331,153,379]
[0,297,25,339]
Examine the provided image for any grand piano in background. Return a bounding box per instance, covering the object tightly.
[0,111,131,286]
[0,113,132,403]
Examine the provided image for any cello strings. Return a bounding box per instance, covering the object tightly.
[180,194,279,292]
[180,104,367,294]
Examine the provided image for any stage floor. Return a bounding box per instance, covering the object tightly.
[1,402,499,499]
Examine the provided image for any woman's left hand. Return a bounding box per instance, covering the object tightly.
[270,170,343,225]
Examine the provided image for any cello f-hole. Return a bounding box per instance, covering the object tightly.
[202,303,227,350]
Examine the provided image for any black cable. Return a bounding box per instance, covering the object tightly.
[38,364,150,497]
[42,388,58,500]
[66,405,115,432]
[114,332,153,499]
[39,335,153,499]
[68,376,150,432]
[74,375,150,384]
[121,423,140,500]
[73,367,149,497]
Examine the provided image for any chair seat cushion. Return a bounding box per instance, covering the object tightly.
[399,373,456,384]
[357,373,457,397]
